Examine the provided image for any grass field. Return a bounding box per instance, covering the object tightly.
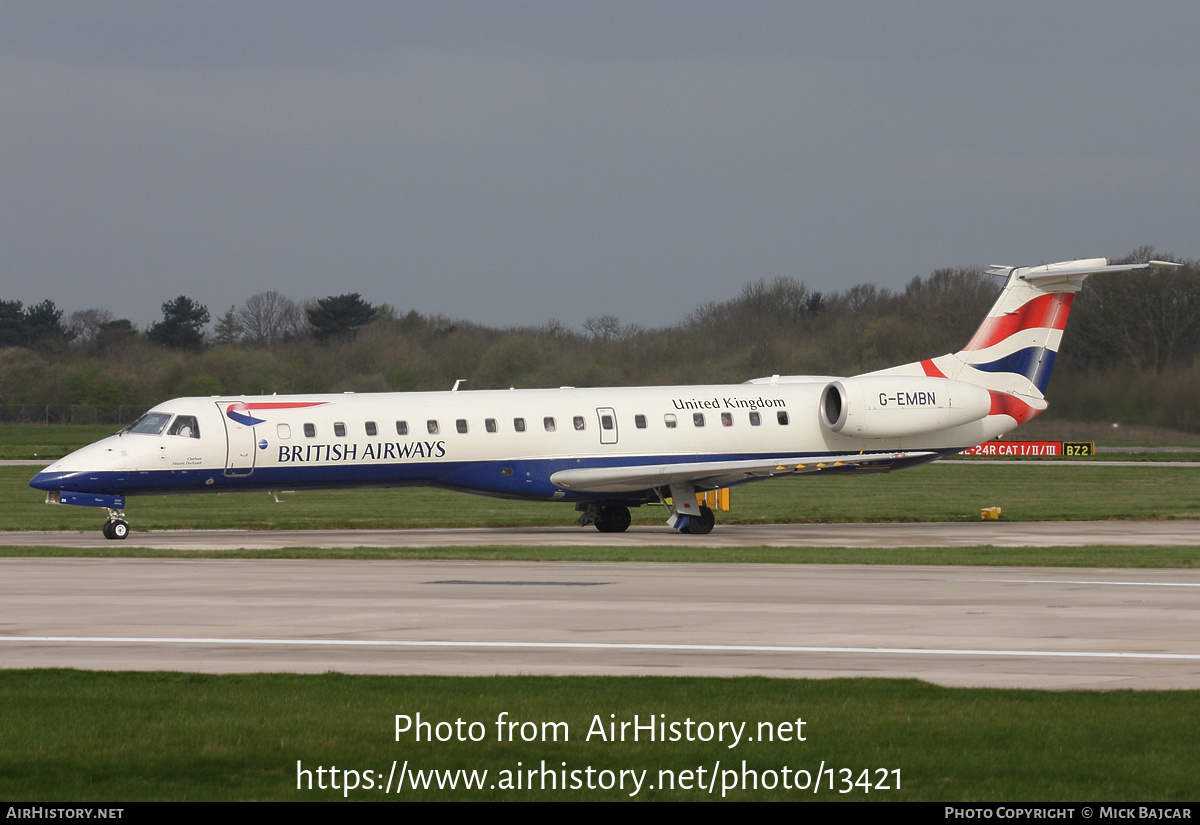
[2,671,1198,801]
[0,424,117,460]
[6,461,1200,533]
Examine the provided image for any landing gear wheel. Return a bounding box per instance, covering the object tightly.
[102,522,113,540]
[103,520,129,540]
[681,506,715,535]
[594,505,632,533]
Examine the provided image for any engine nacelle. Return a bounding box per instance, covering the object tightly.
[820,376,992,438]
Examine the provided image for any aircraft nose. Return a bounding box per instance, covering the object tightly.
[29,470,70,492]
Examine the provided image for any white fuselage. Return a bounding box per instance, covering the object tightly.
[34,379,1009,503]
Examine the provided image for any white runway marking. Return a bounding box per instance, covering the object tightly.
[5,635,1200,662]
[963,578,1200,587]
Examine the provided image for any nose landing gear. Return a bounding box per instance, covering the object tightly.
[102,509,129,540]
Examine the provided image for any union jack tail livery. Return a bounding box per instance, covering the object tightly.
[872,257,1179,426]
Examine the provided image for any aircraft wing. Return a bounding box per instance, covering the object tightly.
[549,451,937,494]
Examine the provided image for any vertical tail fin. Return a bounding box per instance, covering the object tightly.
[869,257,1176,425]
[948,258,1105,398]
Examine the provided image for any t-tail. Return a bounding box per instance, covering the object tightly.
[868,257,1179,427]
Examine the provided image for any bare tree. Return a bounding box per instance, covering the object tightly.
[237,291,306,345]
[67,308,114,348]
[584,315,623,340]
[901,266,1000,353]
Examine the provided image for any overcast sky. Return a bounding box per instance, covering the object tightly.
[1,1,1196,331]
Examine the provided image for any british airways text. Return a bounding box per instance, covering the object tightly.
[277,441,448,463]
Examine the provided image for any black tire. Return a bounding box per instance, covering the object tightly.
[111,520,129,540]
[594,505,632,533]
[102,521,114,540]
[687,506,715,535]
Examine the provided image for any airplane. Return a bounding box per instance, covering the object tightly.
[30,257,1177,539]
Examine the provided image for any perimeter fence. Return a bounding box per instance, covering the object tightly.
[0,405,151,426]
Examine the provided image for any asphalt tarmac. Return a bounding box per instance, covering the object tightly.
[2,519,1198,548]
[4,554,1200,689]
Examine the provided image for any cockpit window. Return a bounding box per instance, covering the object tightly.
[168,415,200,439]
[124,412,172,435]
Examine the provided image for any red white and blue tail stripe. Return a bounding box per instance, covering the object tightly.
[871,257,1176,427]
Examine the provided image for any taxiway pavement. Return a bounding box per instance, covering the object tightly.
[4,557,1200,689]
[2,520,1198,549]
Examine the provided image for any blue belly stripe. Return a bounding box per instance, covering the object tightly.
[30,450,951,501]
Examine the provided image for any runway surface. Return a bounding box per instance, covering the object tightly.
[4,557,1200,689]
[3,519,1199,548]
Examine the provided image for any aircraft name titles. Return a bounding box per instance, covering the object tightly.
[277,441,448,463]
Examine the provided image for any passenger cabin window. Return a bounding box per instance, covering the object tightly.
[721,412,733,427]
[777,411,790,426]
[365,421,377,436]
[544,417,556,432]
[749,412,761,426]
[427,420,440,435]
[601,415,614,430]
[514,417,527,432]
[664,414,677,429]
[573,416,585,431]
[168,415,200,438]
[485,418,497,433]
[396,421,408,436]
[334,422,347,437]
[304,423,316,438]
[635,414,647,429]
[693,413,705,427]
[277,423,291,439]
[456,419,468,434]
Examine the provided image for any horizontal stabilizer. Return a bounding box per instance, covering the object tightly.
[986,259,1182,282]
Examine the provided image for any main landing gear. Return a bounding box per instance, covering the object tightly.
[595,505,632,533]
[579,491,718,535]
[662,483,717,535]
[578,503,632,533]
[677,505,715,535]
[102,509,129,540]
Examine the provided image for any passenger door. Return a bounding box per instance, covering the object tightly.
[218,401,257,477]
[596,407,618,445]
